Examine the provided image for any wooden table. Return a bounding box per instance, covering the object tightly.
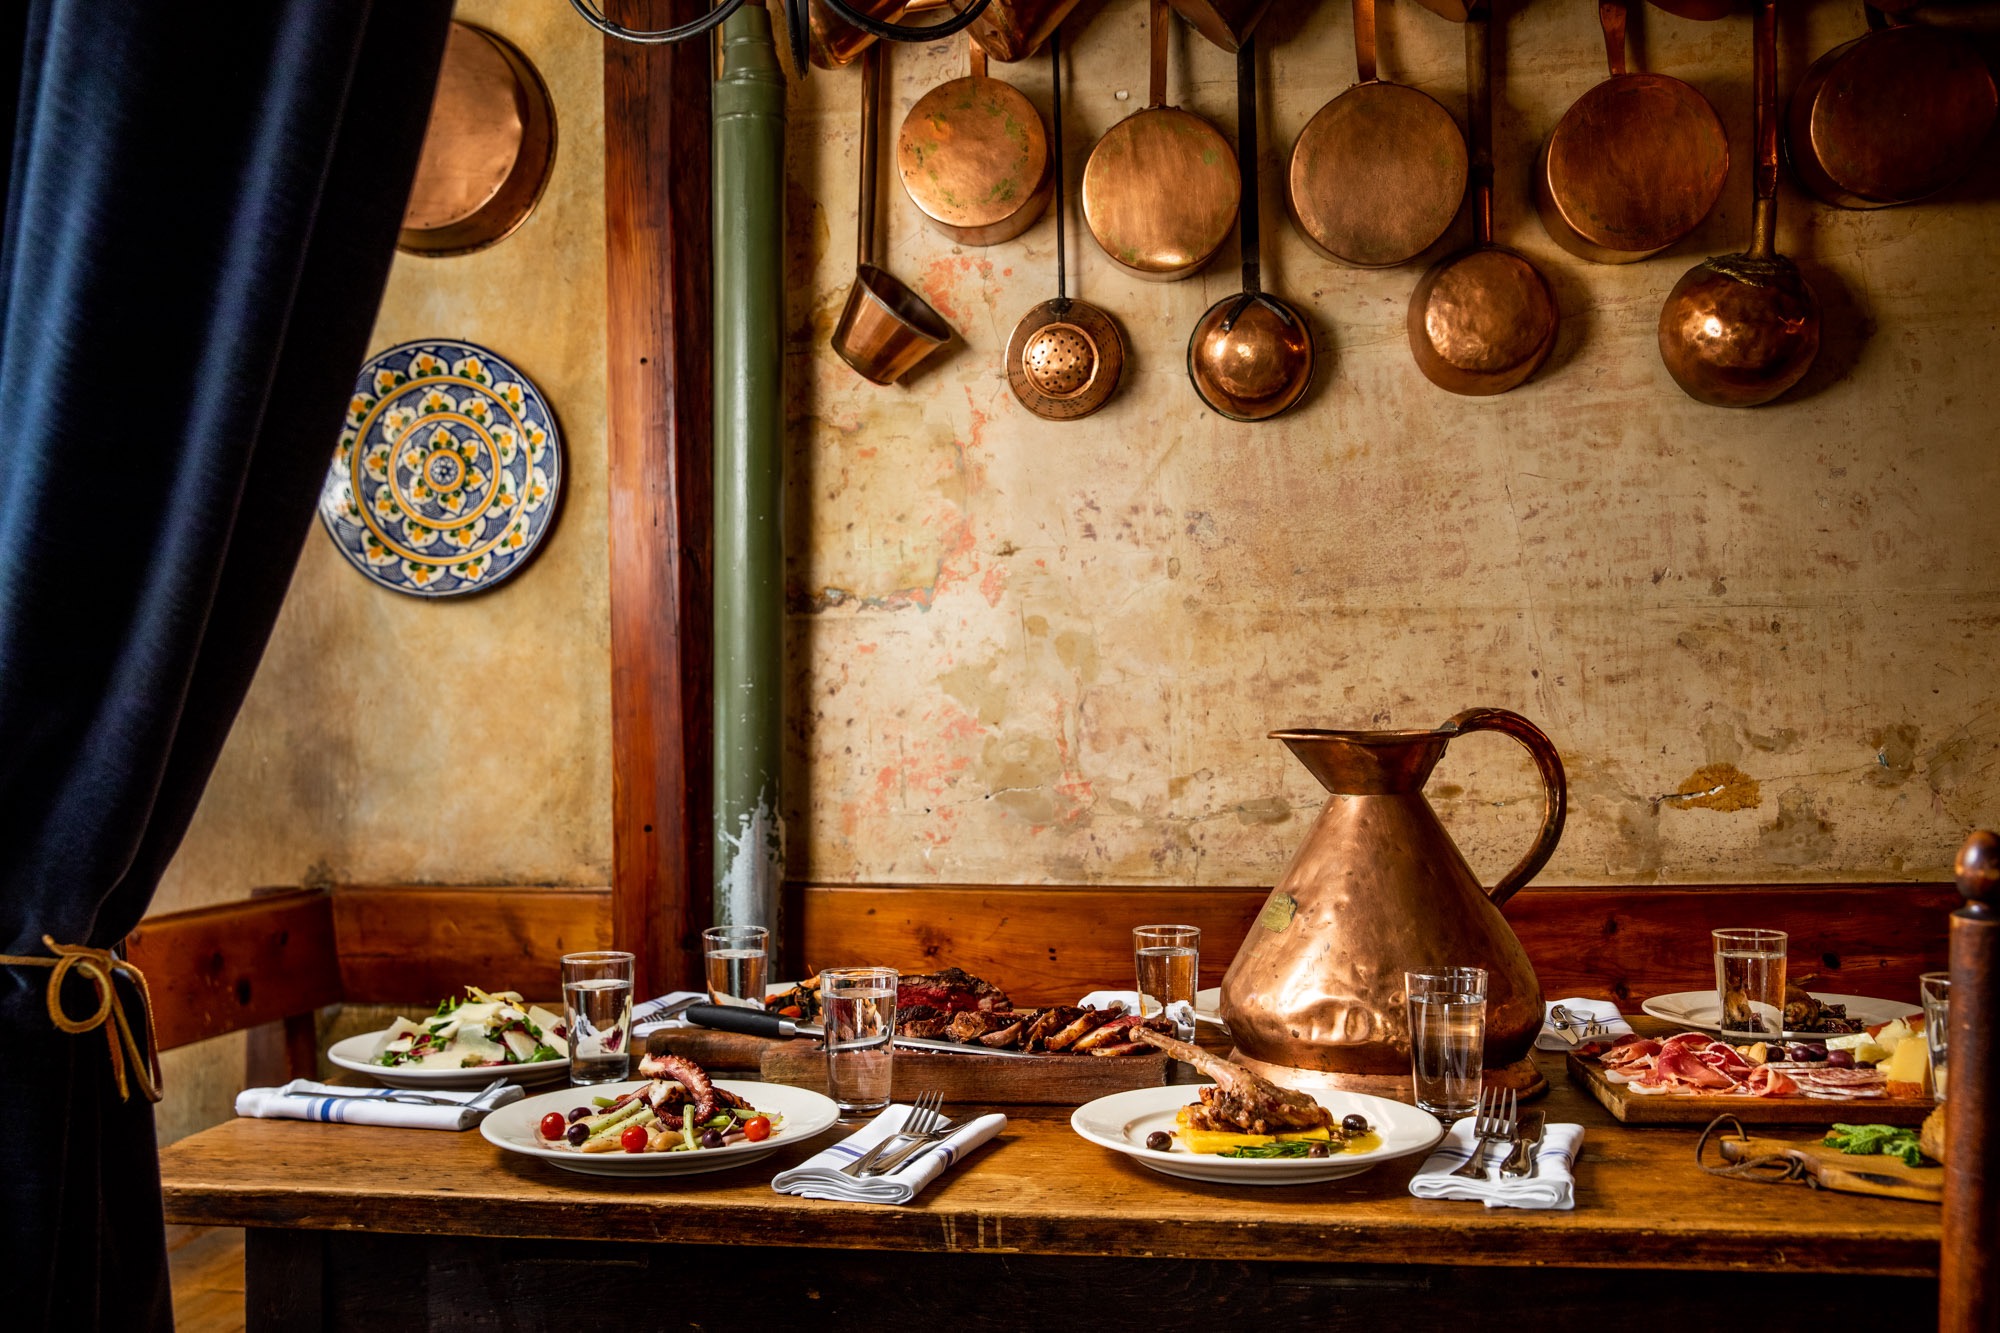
[161,1046,1941,1331]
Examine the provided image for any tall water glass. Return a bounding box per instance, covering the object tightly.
[1406,968,1486,1117]
[1921,971,1950,1103]
[821,966,897,1117]
[703,925,770,1008]
[561,950,635,1085]
[1714,928,1787,1040]
[1134,924,1200,1038]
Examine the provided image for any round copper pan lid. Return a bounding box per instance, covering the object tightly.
[897,75,1052,241]
[399,23,556,258]
[1081,108,1239,278]
[1289,83,1467,268]
[1007,298,1125,419]
[1540,74,1726,258]
[1410,246,1557,391]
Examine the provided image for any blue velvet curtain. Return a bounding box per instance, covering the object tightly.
[0,1,452,1324]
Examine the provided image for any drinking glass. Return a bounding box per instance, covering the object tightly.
[1713,928,1787,1040]
[703,924,770,1008]
[561,950,635,1085]
[1134,924,1200,1038]
[1921,971,1950,1103]
[1406,968,1486,1117]
[821,966,897,1117]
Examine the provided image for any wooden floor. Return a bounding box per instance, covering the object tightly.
[169,1226,245,1333]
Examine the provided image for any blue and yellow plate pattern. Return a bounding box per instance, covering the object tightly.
[318,339,562,597]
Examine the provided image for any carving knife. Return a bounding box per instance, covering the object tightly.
[685,1003,1045,1059]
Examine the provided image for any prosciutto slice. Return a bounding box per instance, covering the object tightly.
[1591,1031,1824,1099]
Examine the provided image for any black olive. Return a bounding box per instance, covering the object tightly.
[1341,1114,1370,1135]
[1145,1131,1173,1151]
[567,1106,592,1123]
[1307,1141,1331,1157]
[700,1129,726,1149]
[565,1123,589,1146]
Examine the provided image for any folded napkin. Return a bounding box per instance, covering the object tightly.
[1536,997,1635,1050]
[1408,1118,1584,1209]
[632,990,708,1034]
[771,1102,1006,1204]
[234,1079,524,1131]
[1080,989,1195,1035]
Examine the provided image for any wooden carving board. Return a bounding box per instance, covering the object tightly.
[1719,1137,1944,1204]
[1566,1053,1934,1126]
[758,1041,1172,1105]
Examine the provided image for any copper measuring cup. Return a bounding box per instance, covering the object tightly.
[969,0,1089,62]
[1188,37,1315,421]
[1407,2,1558,395]
[1169,0,1275,52]
[896,37,1053,245]
[1786,6,1996,209]
[833,45,955,385]
[1537,0,1728,263]
[1659,0,1819,407]
[1081,0,1240,281]
[1287,0,1468,268]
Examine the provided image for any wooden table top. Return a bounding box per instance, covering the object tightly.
[159,1045,1941,1277]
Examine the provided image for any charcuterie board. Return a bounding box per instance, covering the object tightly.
[1567,1051,1934,1125]
[1716,1135,1943,1203]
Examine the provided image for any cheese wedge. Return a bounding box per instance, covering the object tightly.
[1827,1032,1890,1064]
[1880,1033,1931,1096]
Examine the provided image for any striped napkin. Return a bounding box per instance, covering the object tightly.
[1536,997,1635,1050]
[235,1079,523,1131]
[632,990,708,1035]
[1408,1119,1584,1209]
[771,1102,1007,1204]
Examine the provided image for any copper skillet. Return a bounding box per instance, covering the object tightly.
[1537,0,1729,264]
[1081,0,1240,281]
[896,38,1053,246]
[1288,0,1468,269]
[1787,5,1997,209]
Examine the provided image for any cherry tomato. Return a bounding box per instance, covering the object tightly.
[742,1115,772,1143]
[620,1123,649,1154]
[539,1112,568,1141]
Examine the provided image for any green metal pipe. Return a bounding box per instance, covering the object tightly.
[712,3,787,939]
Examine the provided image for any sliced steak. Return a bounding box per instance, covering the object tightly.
[1045,1008,1113,1052]
[1072,1013,1142,1051]
[1023,1006,1085,1052]
[898,966,1012,1015]
[1087,1041,1149,1057]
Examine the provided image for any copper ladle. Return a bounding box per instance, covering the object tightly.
[1188,36,1315,421]
[1406,2,1557,396]
[1658,0,1819,407]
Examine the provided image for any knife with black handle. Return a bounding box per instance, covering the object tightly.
[684,1004,1043,1059]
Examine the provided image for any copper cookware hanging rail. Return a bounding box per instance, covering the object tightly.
[834,45,955,384]
[1080,0,1240,281]
[1536,0,1728,264]
[1169,0,1275,52]
[1287,0,1468,268]
[1786,6,1996,209]
[969,0,1089,61]
[1188,37,1315,421]
[1009,31,1126,419]
[896,37,1053,245]
[1658,0,1819,407]
[1407,1,1558,395]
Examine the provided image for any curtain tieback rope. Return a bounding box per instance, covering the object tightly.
[0,935,163,1102]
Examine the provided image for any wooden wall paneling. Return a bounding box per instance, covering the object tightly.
[328,885,612,1002]
[604,0,714,999]
[124,888,341,1051]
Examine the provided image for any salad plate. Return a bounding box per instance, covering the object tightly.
[1194,987,1227,1028]
[482,1079,840,1178]
[327,1032,570,1090]
[1070,1085,1441,1186]
[1640,991,1917,1040]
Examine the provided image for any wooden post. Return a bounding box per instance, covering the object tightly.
[1943,830,1998,1333]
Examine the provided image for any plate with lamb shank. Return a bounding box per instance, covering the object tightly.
[1070,1032,1443,1185]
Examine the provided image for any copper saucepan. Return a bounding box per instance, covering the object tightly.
[1659,0,1819,407]
[834,45,955,385]
[1407,2,1559,395]
[1537,0,1729,264]
[1169,0,1275,52]
[810,0,908,70]
[1288,0,1468,268]
[969,0,1089,61]
[1081,0,1240,281]
[897,38,1053,246]
[1786,6,1997,209]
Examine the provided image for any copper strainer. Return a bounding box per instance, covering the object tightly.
[1007,31,1125,420]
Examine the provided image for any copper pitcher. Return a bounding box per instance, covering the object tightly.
[1219,708,1566,1092]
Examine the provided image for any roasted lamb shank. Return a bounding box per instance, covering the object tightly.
[1131,1028,1334,1135]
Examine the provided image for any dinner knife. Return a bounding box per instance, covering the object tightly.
[684,1004,1044,1059]
[1500,1109,1546,1178]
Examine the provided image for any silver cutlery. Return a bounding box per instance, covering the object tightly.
[862,1111,961,1177]
[1549,1004,1608,1044]
[839,1091,943,1177]
[1500,1109,1546,1178]
[1450,1086,1518,1179]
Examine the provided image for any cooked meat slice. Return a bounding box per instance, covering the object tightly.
[1086,1041,1148,1057]
[947,1010,1014,1042]
[1072,1013,1142,1051]
[898,1013,954,1038]
[1131,1028,1333,1134]
[1045,1008,1114,1052]
[898,967,1012,1014]
[1022,1006,1084,1052]
[978,1020,1026,1048]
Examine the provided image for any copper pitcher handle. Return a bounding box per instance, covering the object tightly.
[1440,707,1568,909]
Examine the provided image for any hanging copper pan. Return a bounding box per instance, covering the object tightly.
[1786,9,1996,209]
[1169,0,1275,52]
[399,23,556,257]
[1537,0,1728,264]
[810,0,908,70]
[1081,0,1240,281]
[969,0,1089,62]
[1407,2,1558,395]
[1288,0,1468,268]
[897,38,1053,245]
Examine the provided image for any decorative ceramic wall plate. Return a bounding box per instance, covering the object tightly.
[319,339,562,597]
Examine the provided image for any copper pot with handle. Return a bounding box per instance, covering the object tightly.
[1219,707,1567,1095]
[969,0,1089,61]
[897,38,1053,245]
[809,0,907,69]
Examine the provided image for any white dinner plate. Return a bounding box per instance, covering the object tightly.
[1070,1084,1441,1186]
[1640,990,1920,1040]
[1194,987,1227,1028]
[327,1031,570,1090]
[481,1079,839,1178]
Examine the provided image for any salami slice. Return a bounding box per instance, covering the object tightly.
[1801,1087,1888,1099]
[1796,1068,1886,1086]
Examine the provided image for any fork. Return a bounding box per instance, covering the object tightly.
[839,1091,942,1178]
[289,1077,511,1107]
[1549,1004,1608,1044]
[861,1110,960,1177]
[1450,1086,1518,1179]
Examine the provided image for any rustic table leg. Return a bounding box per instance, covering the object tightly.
[245,1228,325,1333]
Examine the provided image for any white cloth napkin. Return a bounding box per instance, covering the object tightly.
[1408,1118,1584,1209]
[1536,997,1635,1050]
[632,990,708,1034]
[234,1079,524,1131]
[1079,989,1194,1034]
[770,1102,1007,1204]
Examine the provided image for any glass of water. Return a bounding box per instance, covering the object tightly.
[703,925,770,1008]
[561,950,635,1085]
[1134,924,1200,1038]
[1406,967,1487,1117]
[1714,928,1788,1040]
[1920,971,1949,1103]
[821,966,897,1118]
